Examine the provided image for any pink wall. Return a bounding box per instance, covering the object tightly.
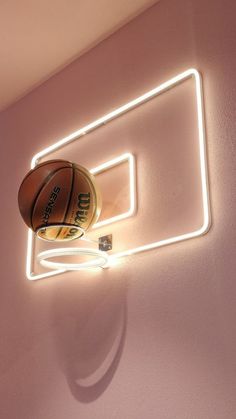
[1,0,236,417]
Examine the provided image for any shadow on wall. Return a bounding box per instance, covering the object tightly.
[51,270,127,403]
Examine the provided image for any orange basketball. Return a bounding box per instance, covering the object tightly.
[18,159,102,241]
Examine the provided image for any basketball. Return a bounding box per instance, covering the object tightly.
[18,159,102,241]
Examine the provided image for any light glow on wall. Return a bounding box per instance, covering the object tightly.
[108,69,210,262]
[92,152,136,229]
[27,68,210,280]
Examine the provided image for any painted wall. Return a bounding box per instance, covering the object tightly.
[0,0,236,417]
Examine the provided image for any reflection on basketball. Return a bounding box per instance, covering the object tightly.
[18,159,102,241]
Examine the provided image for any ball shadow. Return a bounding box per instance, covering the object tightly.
[51,271,127,403]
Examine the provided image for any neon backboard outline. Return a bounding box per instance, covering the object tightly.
[26,68,210,280]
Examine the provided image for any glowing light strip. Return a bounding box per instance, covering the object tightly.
[27,68,210,279]
[108,69,210,262]
[37,247,109,270]
[26,229,66,280]
[91,152,136,229]
[31,68,203,168]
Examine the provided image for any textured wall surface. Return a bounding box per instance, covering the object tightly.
[0,0,236,418]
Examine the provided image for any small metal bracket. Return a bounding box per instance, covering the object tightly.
[99,234,113,251]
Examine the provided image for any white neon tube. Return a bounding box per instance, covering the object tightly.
[108,69,210,262]
[26,68,210,280]
[91,152,136,229]
[37,247,109,271]
[31,69,202,168]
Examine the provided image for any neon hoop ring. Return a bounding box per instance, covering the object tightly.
[37,247,109,271]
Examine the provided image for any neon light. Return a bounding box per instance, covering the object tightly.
[26,68,210,280]
[108,69,210,266]
[108,69,210,263]
[92,152,136,229]
[37,247,108,270]
[26,229,66,280]
[31,69,203,168]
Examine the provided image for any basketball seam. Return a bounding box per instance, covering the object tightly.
[30,166,72,230]
[18,159,72,188]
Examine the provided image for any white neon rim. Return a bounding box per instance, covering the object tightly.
[37,247,109,270]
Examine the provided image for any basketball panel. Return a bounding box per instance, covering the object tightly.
[32,167,73,238]
[18,160,72,228]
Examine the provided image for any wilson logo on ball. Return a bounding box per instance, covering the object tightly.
[74,192,91,225]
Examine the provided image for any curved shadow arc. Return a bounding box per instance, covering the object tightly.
[66,302,127,403]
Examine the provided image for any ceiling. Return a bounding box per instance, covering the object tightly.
[0,0,159,113]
